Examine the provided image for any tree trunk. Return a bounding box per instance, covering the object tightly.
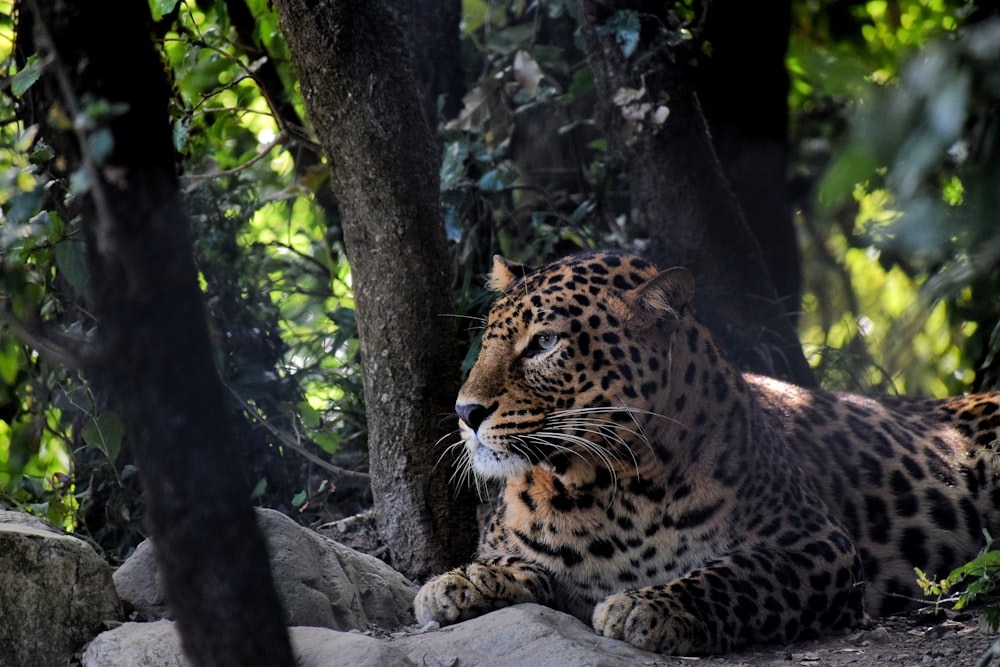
[387,0,465,130]
[21,1,293,664]
[272,0,478,580]
[697,0,801,319]
[575,0,815,386]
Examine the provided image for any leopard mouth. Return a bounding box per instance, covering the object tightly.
[461,424,540,479]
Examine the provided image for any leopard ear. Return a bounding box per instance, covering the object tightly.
[623,267,695,328]
[488,255,534,292]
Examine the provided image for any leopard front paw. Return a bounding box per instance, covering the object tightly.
[592,590,709,656]
[414,572,486,626]
[415,559,553,627]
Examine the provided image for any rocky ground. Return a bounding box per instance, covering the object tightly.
[6,505,997,666]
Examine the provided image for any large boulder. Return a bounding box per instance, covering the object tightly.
[81,605,659,667]
[0,510,122,667]
[401,604,658,666]
[81,620,414,667]
[113,507,416,631]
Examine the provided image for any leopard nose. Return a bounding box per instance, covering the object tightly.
[456,402,497,431]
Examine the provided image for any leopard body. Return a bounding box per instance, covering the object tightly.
[414,250,1000,655]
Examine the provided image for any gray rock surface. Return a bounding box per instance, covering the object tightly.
[113,507,417,631]
[81,620,413,667]
[80,620,189,667]
[401,604,666,666]
[0,510,122,667]
[81,605,664,667]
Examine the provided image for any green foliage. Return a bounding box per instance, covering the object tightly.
[0,0,358,553]
[2,0,999,564]
[791,0,999,395]
[917,531,1000,632]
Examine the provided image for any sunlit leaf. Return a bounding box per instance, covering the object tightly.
[148,0,180,21]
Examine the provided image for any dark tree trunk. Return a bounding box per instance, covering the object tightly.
[697,0,801,319]
[387,0,465,129]
[21,1,293,664]
[272,0,478,579]
[575,0,815,386]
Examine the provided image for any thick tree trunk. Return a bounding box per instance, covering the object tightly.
[697,0,800,318]
[22,1,293,665]
[387,0,465,130]
[272,0,478,579]
[575,0,815,386]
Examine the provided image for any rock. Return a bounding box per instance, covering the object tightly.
[113,507,417,631]
[80,620,188,667]
[82,605,662,666]
[401,604,662,667]
[0,510,122,667]
[112,538,169,620]
[291,626,414,666]
[81,620,414,667]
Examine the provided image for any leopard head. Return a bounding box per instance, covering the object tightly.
[456,250,695,480]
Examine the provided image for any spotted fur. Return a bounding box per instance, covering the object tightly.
[414,250,1000,655]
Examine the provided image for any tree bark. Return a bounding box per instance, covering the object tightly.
[575,0,815,386]
[697,0,801,318]
[21,1,293,664]
[272,0,478,579]
[387,0,465,130]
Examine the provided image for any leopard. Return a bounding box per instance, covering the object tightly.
[414,249,1000,656]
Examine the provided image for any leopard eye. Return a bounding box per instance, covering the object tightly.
[525,332,559,356]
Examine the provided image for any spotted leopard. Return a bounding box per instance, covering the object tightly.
[414,249,1000,655]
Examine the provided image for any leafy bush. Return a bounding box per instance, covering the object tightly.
[917,532,1000,632]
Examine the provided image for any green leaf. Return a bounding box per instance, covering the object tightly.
[440,140,471,191]
[88,127,114,164]
[598,10,640,58]
[12,54,44,98]
[0,337,21,386]
[298,402,321,428]
[313,431,341,455]
[816,145,879,212]
[148,0,180,22]
[478,164,517,192]
[5,188,45,226]
[81,412,125,462]
[54,240,91,300]
[250,477,267,499]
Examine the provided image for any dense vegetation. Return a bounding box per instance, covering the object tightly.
[1,0,998,578]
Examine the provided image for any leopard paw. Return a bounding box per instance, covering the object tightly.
[415,558,553,627]
[414,571,485,626]
[592,590,708,655]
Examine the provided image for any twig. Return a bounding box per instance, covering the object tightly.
[0,297,90,369]
[224,383,370,482]
[181,129,288,185]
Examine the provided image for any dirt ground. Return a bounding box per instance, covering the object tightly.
[695,608,997,667]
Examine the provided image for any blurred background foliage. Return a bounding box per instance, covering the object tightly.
[0,0,998,560]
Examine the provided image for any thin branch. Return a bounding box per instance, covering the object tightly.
[224,382,370,482]
[180,129,288,185]
[0,297,91,370]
